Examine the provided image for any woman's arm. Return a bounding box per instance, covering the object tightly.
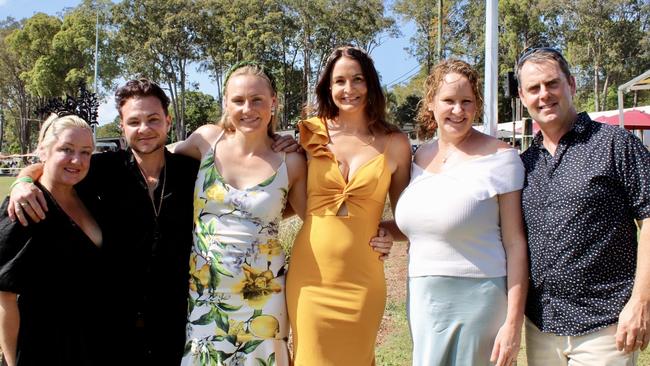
[380,132,411,241]
[167,124,222,160]
[491,189,529,366]
[285,152,307,221]
[0,291,19,366]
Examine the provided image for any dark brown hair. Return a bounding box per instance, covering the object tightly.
[417,59,483,140]
[315,46,399,133]
[115,78,170,117]
[515,47,572,86]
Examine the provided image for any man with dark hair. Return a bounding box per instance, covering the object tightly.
[517,47,650,365]
[9,78,199,365]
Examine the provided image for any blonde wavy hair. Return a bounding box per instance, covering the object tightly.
[220,63,278,137]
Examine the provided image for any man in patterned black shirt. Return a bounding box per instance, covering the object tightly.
[517,48,650,365]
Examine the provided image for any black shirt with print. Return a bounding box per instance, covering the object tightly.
[521,112,650,336]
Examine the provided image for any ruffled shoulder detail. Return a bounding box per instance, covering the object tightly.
[299,117,332,158]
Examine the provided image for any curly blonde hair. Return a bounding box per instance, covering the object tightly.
[417,59,483,140]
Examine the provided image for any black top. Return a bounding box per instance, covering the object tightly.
[521,112,650,336]
[0,183,114,366]
[76,149,198,365]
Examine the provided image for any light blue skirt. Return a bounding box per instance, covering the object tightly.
[407,276,507,366]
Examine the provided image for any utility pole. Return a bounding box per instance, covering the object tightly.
[93,5,100,138]
[437,0,443,61]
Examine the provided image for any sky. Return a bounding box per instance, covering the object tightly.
[0,0,419,125]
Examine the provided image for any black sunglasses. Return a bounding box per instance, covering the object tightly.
[517,47,566,67]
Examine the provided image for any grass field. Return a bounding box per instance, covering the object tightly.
[0,177,15,200]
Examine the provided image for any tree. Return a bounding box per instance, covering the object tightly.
[3,13,60,155]
[393,94,421,129]
[540,0,650,111]
[393,0,453,73]
[112,0,202,140]
[96,120,121,138]
[180,90,220,134]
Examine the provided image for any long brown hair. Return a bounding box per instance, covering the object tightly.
[315,46,399,134]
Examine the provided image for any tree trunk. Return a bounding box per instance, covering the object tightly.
[593,63,599,111]
[600,74,609,111]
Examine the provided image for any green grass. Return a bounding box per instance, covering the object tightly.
[0,177,14,200]
[375,301,412,366]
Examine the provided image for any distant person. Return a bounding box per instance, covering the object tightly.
[517,47,650,365]
[286,46,411,365]
[0,114,113,366]
[388,59,528,366]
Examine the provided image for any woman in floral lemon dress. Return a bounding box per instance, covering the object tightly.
[173,62,307,366]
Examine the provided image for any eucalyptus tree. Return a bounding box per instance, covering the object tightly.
[112,0,203,140]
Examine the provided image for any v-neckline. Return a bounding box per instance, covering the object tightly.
[40,184,103,249]
[213,158,285,191]
[328,148,384,184]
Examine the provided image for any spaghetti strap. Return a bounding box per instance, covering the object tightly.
[211,130,226,151]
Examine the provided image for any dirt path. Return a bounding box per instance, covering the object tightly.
[377,241,409,345]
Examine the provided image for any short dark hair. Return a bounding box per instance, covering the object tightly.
[515,47,572,85]
[115,78,170,116]
[315,46,398,133]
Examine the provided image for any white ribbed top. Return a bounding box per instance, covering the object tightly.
[395,148,524,278]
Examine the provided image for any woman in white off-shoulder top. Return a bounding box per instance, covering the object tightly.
[385,60,529,366]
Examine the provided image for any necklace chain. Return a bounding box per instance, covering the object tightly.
[138,162,166,218]
[327,121,375,147]
[441,130,473,164]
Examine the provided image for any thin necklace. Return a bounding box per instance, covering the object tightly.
[138,162,167,218]
[327,120,376,147]
[441,130,473,164]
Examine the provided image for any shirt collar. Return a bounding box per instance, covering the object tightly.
[530,111,592,149]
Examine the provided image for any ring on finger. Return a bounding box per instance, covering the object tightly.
[20,202,27,207]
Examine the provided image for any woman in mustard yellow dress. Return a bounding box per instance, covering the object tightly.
[286,46,412,365]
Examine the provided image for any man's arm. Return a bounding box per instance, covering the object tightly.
[7,163,46,226]
[616,218,650,353]
[0,291,19,366]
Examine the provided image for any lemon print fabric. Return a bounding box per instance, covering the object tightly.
[181,144,290,366]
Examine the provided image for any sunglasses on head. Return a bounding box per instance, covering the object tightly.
[517,47,566,68]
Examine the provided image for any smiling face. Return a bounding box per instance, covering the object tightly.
[330,57,368,116]
[518,59,577,129]
[429,72,477,139]
[119,96,171,155]
[41,127,94,187]
[224,74,276,134]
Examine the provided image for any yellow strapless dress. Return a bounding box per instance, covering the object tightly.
[286,117,391,366]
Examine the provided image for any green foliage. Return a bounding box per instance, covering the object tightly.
[178,90,220,135]
[393,94,421,129]
[95,121,121,138]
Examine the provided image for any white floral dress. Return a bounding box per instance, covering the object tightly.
[181,141,290,366]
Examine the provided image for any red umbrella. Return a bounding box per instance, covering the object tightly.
[593,109,650,130]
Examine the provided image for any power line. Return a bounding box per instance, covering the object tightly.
[384,63,421,87]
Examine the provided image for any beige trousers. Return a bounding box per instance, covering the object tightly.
[525,318,639,366]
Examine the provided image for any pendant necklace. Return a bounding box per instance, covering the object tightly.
[327,120,375,147]
[441,130,473,164]
[139,162,167,218]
